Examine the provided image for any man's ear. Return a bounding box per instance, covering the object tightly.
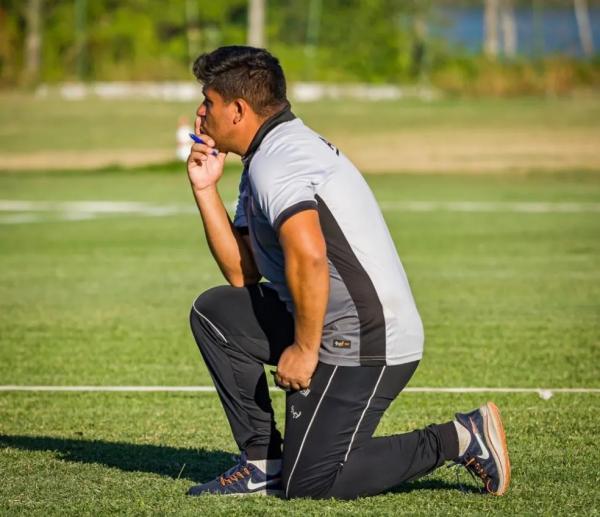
[232,99,247,124]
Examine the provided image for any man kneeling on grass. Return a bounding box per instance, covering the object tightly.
[185,45,511,499]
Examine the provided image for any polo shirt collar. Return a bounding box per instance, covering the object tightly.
[242,104,296,166]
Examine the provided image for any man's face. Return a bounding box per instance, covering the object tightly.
[196,87,235,151]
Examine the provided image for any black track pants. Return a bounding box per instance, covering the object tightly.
[190,284,458,500]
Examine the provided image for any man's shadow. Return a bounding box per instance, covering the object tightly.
[0,434,233,483]
[0,434,478,494]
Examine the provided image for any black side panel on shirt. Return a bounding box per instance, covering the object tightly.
[315,195,386,365]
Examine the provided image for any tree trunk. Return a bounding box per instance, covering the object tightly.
[532,0,544,56]
[247,0,265,48]
[74,0,87,81]
[484,0,499,59]
[412,14,427,81]
[304,0,321,79]
[574,0,594,57]
[186,0,201,64]
[24,0,42,85]
[501,0,517,58]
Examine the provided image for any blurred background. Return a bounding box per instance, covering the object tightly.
[0,0,599,171]
[2,0,600,86]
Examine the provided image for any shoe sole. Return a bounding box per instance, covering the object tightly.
[482,401,511,496]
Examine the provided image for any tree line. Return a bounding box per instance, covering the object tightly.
[0,0,598,91]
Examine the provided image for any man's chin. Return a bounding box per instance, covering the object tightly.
[202,129,222,150]
[213,140,230,155]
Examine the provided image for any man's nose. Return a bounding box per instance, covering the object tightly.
[198,104,206,116]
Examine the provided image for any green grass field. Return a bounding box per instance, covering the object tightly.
[0,94,597,154]
[1,162,599,514]
[2,94,600,172]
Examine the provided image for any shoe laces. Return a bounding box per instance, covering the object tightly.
[448,455,492,493]
[219,465,252,486]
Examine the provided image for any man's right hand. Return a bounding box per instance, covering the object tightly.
[187,133,227,192]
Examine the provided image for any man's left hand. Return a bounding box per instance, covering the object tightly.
[275,343,319,391]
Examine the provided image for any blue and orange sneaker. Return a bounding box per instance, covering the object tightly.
[454,401,511,495]
[186,452,283,497]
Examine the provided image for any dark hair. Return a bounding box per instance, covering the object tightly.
[193,46,288,117]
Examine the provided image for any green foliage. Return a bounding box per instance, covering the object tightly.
[430,55,600,96]
[0,0,599,95]
[271,0,417,83]
[0,0,249,83]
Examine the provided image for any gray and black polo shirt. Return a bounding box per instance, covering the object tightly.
[233,107,424,367]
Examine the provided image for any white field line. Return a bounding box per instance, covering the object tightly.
[377,200,600,213]
[0,200,195,225]
[1,200,600,225]
[0,385,598,397]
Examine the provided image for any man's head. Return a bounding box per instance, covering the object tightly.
[192,46,289,154]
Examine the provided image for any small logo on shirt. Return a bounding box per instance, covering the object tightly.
[290,405,302,419]
[333,339,351,349]
[299,388,310,397]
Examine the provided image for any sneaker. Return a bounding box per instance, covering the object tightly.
[186,452,283,497]
[454,401,511,496]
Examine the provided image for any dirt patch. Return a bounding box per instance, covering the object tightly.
[334,128,600,173]
[1,128,599,173]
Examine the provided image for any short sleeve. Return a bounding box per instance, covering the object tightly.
[232,169,249,233]
[249,152,319,233]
